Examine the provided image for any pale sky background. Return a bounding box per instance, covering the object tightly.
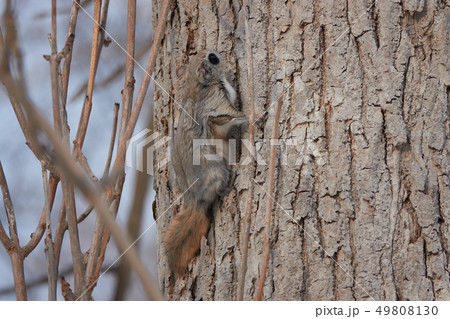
[0,0,158,300]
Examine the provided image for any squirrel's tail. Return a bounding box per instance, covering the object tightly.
[164,204,210,278]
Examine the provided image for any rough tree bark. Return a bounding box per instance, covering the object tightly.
[152,0,449,300]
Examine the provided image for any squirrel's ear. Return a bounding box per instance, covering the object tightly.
[176,66,187,79]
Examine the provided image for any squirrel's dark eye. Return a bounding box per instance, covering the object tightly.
[208,53,219,65]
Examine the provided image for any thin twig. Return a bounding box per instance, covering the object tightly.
[1,0,168,301]
[2,14,57,258]
[50,0,61,132]
[42,165,57,300]
[0,162,19,247]
[53,203,66,265]
[71,37,151,103]
[84,208,107,297]
[77,205,95,225]
[48,0,86,296]
[0,22,55,173]
[92,217,112,290]
[86,0,172,299]
[118,0,136,144]
[0,163,12,248]
[98,1,136,296]
[0,161,27,300]
[102,103,120,179]
[60,204,95,233]
[114,105,153,300]
[23,175,58,257]
[61,0,80,104]
[61,179,85,296]
[1,8,62,298]
[0,221,12,251]
[1,60,163,298]
[78,182,163,300]
[255,98,283,301]
[0,264,117,297]
[84,101,118,298]
[74,148,99,183]
[60,276,78,301]
[69,2,111,295]
[57,41,86,297]
[53,1,79,270]
[112,0,172,172]
[74,0,103,150]
[0,161,14,254]
[1,72,163,300]
[46,2,62,301]
[114,162,151,300]
[237,6,257,301]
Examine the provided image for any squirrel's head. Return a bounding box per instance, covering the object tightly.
[177,49,226,86]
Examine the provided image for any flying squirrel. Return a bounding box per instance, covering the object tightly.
[164,49,248,278]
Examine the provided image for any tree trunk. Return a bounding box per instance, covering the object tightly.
[152,0,449,300]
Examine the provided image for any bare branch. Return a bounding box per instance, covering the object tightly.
[237,7,257,301]
[0,22,56,173]
[60,204,94,234]
[23,174,58,257]
[112,0,173,171]
[60,276,78,301]
[114,170,150,300]
[74,0,105,150]
[9,251,27,300]
[255,98,282,301]
[0,0,170,300]
[53,203,66,266]
[61,178,85,296]
[85,0,172,300]
[0,161,19,247]
[74,148,99,183]
[118,0,136,143]
[102,103,120,179]
[61,0,80,104]
[0,206,12,251]
[83,103,120,298]
[71,37,151,103]
[111,0,137,300]
[84,209,108,298]
[1,64,163,299]
[0,161,27,300]
[0,264,117,297]
[42,165,57,300]
[47,0,86,297]
[0,162,13,249]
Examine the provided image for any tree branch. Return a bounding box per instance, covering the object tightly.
[0,161,27,300]
[0,162,19,247]
[0,21,56,173]
[118,0,136,143]
[23,174,58,257]
[237,6,257,301]
[255,98,282,301]
[102,103,120,179]
[0,0,169,300]
[112,0,173,172]
[74,0,106,150]
[42,165,57,300]
[61,0,80,104]
[53,203,66,266]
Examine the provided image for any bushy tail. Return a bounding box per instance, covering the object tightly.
[164,205,210,278]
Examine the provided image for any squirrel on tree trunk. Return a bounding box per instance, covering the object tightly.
[165,49,248,278]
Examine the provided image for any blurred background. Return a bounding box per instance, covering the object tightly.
[0,0,158,300]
